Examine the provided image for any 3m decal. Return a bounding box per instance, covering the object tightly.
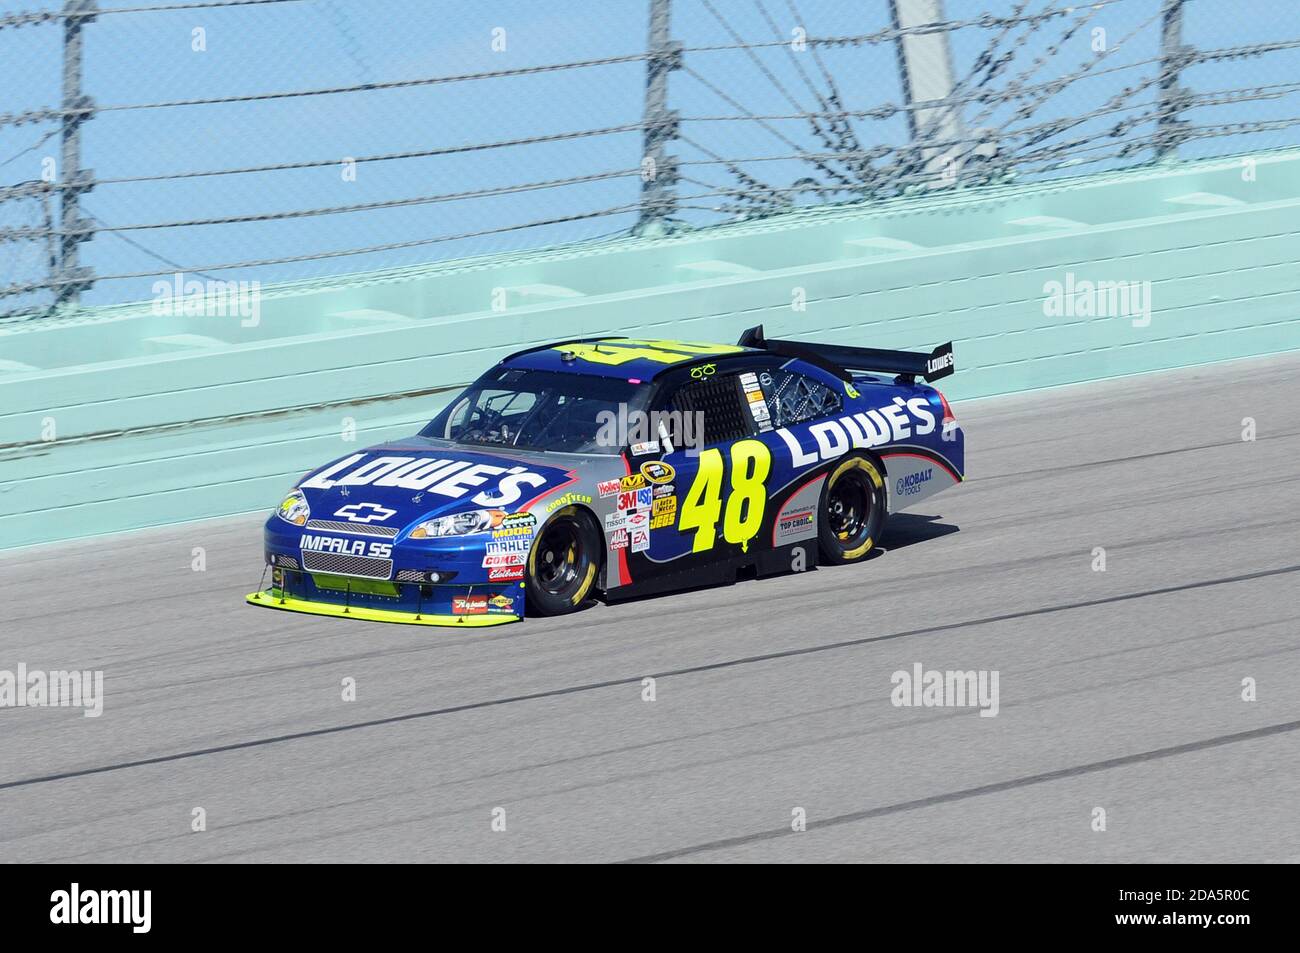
[617,488,653,512]
[678,439,772,553]
[639,461,675,484]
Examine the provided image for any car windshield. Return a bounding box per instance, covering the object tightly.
[420,367,649,455]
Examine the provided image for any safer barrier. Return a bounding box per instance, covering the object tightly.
[2,149,1298,549]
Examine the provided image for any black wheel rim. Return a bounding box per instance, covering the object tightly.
[535,518,584,595]
[828,470,874,544]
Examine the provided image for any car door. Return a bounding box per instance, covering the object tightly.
[625,361,786,576]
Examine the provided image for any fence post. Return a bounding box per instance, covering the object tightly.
[56,0,97,309]
[1156,0,1191,160]
[634,0,681,236]
[888,0,966,180]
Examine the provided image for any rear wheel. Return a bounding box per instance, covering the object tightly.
[526,506,601,616]
[817,455,887,564]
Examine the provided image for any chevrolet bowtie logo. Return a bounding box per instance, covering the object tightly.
[334,503,397,523]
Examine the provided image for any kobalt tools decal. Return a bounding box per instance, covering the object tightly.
[301,453,569,507]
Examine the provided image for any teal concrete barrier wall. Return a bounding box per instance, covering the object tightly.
[3,149,1299,549]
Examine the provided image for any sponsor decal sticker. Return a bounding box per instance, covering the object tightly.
[482,552,526,568]
[605,512,628,531]
[650,495,677,529]
[775,506,815,542]
[896,468,934,496]
[487,594,516,613]
[597,479,622,498]
[653,482,674,497]
[639,460,675,484]
[452,595,489,615]
[545,491,593,513]
[630,440,660,456]
[492,512,537,538]
[610,528,630,550]
[488,565,525,582]
[302,454,567,508]
[620,473,648,492]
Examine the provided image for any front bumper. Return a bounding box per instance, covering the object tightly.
[245,586,518,627]
[249,542,526,627]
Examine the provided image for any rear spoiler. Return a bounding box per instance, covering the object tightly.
[737,325,954,385]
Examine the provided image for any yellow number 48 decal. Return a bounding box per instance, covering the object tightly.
[678,440,772,553]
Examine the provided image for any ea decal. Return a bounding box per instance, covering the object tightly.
[639,461,675,484]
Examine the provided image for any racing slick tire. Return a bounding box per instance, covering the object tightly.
[817,453,888,565]
[526,506,603,616]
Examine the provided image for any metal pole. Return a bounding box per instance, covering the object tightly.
[1156,0,1189,160]
[888,0,966,179]
[633,0,681,236]
[56,0,96,309]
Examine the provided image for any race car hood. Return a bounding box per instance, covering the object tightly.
[291,439,579,531]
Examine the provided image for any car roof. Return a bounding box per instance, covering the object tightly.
[500,337,758,381]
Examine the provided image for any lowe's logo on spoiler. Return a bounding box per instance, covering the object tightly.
[334,503,397,523]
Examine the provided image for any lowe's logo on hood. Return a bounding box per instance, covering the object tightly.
[301,452,570,509]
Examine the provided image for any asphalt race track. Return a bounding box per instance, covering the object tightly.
[3,353,1298,863]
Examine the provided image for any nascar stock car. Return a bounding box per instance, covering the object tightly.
[247,327,964,626]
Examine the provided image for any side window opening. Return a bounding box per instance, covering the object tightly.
[672,373,753,445]
[761,369,842,428]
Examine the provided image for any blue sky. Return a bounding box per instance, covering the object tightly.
[2,0,1298,310]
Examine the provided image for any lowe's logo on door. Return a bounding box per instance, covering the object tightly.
[334,503,397,523]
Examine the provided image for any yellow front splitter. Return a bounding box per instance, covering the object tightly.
[245,590,519,627]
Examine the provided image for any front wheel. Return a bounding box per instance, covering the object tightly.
[817,455,887,565]
[526,506,602,616]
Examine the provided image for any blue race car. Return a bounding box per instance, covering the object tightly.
[247,327,964,626]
